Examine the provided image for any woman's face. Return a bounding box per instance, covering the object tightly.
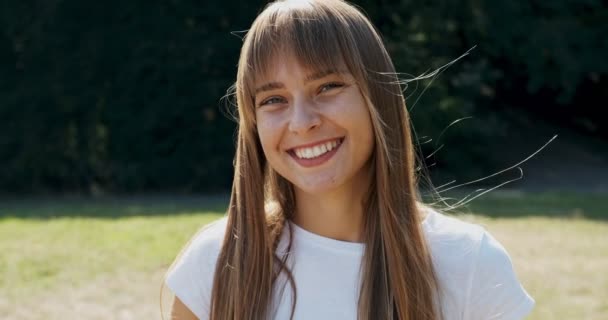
[254,53,374,195]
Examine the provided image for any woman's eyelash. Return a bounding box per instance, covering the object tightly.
[320,82,345,92]
[258,82,345,106]
[260,96,285,106]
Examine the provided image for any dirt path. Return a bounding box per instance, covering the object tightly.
[512,127,608,193]
[3,268,173,320]
[463,120,608,193]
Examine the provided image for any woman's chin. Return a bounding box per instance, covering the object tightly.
[292,179,340,196]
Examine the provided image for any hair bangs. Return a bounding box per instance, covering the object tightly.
[241,1,363,108]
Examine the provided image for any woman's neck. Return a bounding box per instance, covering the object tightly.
[292,169,371,243]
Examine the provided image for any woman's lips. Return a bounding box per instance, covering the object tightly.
[287,137,344,168]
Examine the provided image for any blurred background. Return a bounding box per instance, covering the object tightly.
[1,1,606,319]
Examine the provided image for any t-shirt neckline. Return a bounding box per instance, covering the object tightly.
[288,208,434,255]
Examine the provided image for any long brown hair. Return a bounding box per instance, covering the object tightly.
[211,0,441,319]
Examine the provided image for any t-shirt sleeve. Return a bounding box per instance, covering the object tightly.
[165,224,223,320]
[466,231,535,320]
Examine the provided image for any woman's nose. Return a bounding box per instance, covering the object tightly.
[288,98,321,134]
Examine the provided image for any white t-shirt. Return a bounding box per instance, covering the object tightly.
[165,208,535,319]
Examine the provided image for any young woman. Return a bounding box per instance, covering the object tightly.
[165,0,535,319]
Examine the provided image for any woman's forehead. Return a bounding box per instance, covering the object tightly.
[252,51,350,84]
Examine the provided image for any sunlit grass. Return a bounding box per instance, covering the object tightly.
[1,192,606,319]
[0,196,225,299]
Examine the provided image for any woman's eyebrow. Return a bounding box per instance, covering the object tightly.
[304,69,339,83]
[255,69,344,95]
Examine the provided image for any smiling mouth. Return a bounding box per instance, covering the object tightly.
[289,137,344,159]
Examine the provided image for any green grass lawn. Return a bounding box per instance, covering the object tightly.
[1,191,606,319]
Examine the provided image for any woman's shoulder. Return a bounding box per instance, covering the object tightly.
[166,216,229,279]
[420,206,535,319]
[420,205,503,271]
[420,206,519,273]
[421,206,486,245]
[420,206,487,285]
[181,216,229,262]
[164,216,229,320]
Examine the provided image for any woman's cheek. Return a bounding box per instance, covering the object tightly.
[327,98,355,119]
[257,114,284,149]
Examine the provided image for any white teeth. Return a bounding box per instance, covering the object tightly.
[292,139,341,159]
[313,146,322,156]
[305,148,313,158]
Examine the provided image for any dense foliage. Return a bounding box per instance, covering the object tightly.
[1,0,605,193]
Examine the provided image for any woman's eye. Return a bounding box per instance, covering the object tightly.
[319,82,344,93]
[259,96,286,106]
